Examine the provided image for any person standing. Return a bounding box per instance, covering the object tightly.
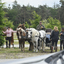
[36,21,45,30]
[59,27,64,51]
[50,26,59,53]
[3,27,16,48]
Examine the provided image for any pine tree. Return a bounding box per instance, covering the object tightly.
[60,0,64,25]
[0,0,5,46]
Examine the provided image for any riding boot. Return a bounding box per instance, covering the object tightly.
[55,47,57,52]
[51,46,53,53]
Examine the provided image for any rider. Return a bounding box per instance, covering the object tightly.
[36,21,45,30]
[36,21,45,49]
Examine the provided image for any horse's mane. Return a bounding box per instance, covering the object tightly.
[18,24,26,30]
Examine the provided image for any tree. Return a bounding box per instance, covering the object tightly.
[47,16,61,31]
[42,19,49,28]
[25,22,30,28]
[0,0,5,46]
[29,11,41,28]
[38,5,50,19]
[3,18,14,29]
[60,0,64,25]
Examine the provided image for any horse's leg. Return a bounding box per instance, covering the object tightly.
[11,41,14,48]
[21,42,22,51]
[38,39,41,50]
[23,40,25,52]
[40,40,42,50]
[11,32,14,48]
[36,40,38,52]
[43,38,46,51]
[31,42,33,51]
[19,40,21,49]
[33,42,35,52]
[12,43,14,48]
[42,40,44,51]
[42,40,45,52]
[29,42,31,51]
[29,41,33,51]
[28,41,31,51]
[19,40,20,48]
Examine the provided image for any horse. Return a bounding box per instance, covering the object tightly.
[38,30,46,51]
[26,28,46,52]
[16,27,26,52]
[26,28,39,52]
[16,24,33,51]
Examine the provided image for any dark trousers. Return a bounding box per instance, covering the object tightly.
[60,40,64,50]
[52,40,58,47]
[51,40,58,52]
[6,37,11,48]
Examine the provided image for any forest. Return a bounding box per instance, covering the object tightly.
[2,0,64,29]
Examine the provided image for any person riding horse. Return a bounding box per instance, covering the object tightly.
[36,21,45,49]
[36,21,45,30]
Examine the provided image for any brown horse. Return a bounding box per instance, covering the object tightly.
[16,24,33,51]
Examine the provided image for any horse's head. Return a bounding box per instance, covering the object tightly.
[26,28,32,39]
[16,27,26,39]
[18,24,25,30]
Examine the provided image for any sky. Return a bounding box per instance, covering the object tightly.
[2,0,60,8]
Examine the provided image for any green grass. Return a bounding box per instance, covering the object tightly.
[0,47,32,54]
[0,47,60,54]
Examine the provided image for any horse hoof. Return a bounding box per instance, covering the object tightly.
[23,51,24,52]
[43,50,45,52]
[33,49,35,52]
[36,49,38,52]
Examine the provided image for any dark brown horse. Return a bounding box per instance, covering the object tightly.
[16,24,33,51]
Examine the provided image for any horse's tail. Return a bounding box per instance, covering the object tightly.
[11,32,14,45]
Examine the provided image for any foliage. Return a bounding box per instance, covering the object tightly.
[29,11,41,28]
[3,18,14,29]
[0,0,5,46]
[2,0,64,29]
[47,16,61,31]
[25,22,30,28]
[42,19,49,28]
[59,0,64,25]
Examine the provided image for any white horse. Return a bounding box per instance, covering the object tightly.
[26,28,39,52]
[38,30,46,51]
[26,28,46,52]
